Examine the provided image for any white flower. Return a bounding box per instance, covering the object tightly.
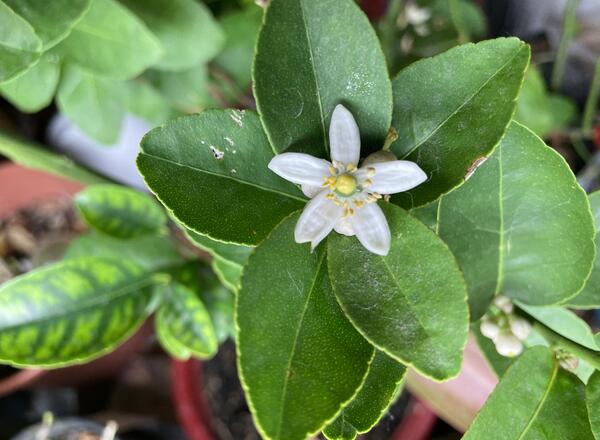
[493,295,514,314]
[480,317,500,340]
[268,104,427,256]
[494,331,523,357]
[509,316,531,341]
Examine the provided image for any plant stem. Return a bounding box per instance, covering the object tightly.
[583,58,600,135]
[448,0,469,44]
[534,322,600,371]
[551,0,580,91]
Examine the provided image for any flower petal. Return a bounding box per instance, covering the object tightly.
[334,216,355,236]
[350,203,391,256]
[363,160,427,194]
[301,184,322,198]
[329,104,360,166]
[268,153,330,186]
[295,190,343,250]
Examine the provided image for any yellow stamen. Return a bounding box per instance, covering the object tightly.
[328,165,337,175]
[366,167,376,177]
[363,179,373,187]
[347,163,356,172]
[353,200,365,209]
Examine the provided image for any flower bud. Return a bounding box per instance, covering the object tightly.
[494,332,523,357]
[362,151,397,167]
[480,318,500,340]
[493,295,513,314]
[558,356,580,372]
[509,316,531,341]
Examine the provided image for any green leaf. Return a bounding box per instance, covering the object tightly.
[588,371,600,439]
[237,213,374,440]
[0,257,157,367]
[410,200,439,230]
[74,184,167,239]
[125,80,174,125]
[254,0,392,158]
[390,38,530,208]
[0,130,108,185]
[212,257,243,293]
[517,303,599,351]
[0,52,60,112]
[155,282,218,360]
[120,0,223,71]
[463,347,594,440]
[514,66,577,137]
[4,0,91,49]
[144,64,213,113]
[64,232,182,273]
[328,203,468,381]
[137,110,306,245]
[55,0,162,79]
[0,1,41,82]
[185,229,253,266]
[565,191,600,309]
[173,262,235,343]
[213,6,263,88]
[437,122,595,319]
[323,351,406,440]
[56,64,126,144]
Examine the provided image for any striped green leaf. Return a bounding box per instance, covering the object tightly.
[172,262,234,343]
[64,232,182,273]
[75,184,167,239]
[0,257,159,367]
[155,282,218,360]
[323,351,406,440]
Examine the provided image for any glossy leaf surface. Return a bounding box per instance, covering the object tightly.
[254,0,392,158]
[438,122,595,319]
[390,38,530,207]
[138,110,305,245]
[566,191,600,308]
[328,203,468,380]
[463,347,593,440]
[323,351,406,440]
[237,214,374,440]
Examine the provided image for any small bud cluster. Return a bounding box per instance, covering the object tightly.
[480,295,532,358]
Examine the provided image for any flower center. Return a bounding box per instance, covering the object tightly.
[334,174,357,196]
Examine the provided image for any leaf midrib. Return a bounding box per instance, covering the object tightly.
[400,45,525,159]
[298,0,329,156]
[274,251,326,439]
[139,151,306,202]
[0,274,155,332]
[515,362,558,439]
